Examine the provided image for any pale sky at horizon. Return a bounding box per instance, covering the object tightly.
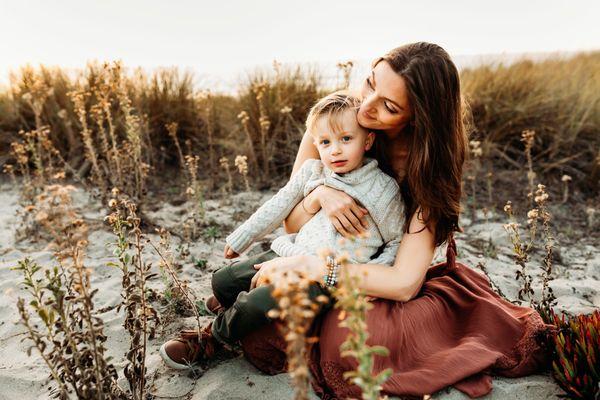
[1,0,598,90]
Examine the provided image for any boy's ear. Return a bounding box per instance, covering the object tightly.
[365,132,376,150]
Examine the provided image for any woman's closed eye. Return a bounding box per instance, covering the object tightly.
[384,102,398,114]
[365,76,398,114]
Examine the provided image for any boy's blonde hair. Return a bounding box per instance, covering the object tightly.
[306,90,362,137]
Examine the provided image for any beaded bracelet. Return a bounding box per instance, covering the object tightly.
[323,255,340,288]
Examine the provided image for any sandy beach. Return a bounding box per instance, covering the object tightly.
[0,181,598,399]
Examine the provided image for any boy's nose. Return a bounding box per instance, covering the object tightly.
[330,143,342,155]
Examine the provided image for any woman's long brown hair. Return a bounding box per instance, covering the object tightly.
[368,42,469,248]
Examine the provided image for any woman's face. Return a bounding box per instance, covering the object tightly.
[357,60,414,137]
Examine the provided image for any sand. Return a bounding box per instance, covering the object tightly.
[0,181,597,400]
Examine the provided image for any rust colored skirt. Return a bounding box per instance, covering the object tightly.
[240,238,557,399]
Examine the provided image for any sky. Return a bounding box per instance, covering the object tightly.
[0,0,598,90]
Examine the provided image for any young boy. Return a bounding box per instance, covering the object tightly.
[159,91,405,370]
[224,91,404,265]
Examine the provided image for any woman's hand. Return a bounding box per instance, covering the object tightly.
[313,185,370,238]
[250,255,326,290]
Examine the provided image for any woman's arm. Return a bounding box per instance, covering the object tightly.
[291,128,320,177]
[255,207,436,301]
[335,207,435,302]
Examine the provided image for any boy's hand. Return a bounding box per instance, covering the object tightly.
[224,244,240,259]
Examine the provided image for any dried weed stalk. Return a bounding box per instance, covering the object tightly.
[105,192,160,400]
[521,130,537,209]
[234,154,250,191]
[336,61,354,90]
[148,227,203,336]
[182,153,205,241]
[503,183,557,315]
[219,156,233,198]
[13,185,123,399]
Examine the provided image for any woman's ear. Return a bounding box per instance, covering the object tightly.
[364,132,376,150]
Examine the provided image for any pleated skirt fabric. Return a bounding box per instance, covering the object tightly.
[240,238,557,399]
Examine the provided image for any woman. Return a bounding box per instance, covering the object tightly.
[238,42,556,399]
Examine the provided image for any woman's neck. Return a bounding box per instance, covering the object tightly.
[381,130,410,181]
[381,129,409,158]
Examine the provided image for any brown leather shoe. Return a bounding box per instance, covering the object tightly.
[205,295,224,315]
[159,322,228,370]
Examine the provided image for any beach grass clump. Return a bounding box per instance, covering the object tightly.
[236,62,324,183]
[2,53,598,198]
[69,61,151,203]
[462,52,600,196]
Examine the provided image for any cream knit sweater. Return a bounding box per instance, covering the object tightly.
[225,157,405,266]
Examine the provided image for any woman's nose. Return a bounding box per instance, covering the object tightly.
[361,95,377,115]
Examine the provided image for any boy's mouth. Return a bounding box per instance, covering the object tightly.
[331,160,347,167]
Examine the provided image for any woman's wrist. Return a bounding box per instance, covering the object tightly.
[303,255,330,283]
[304,186,323,214]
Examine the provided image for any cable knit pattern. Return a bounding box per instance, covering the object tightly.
[225,157,405,266]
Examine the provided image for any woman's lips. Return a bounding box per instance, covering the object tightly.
[360,110,375,121]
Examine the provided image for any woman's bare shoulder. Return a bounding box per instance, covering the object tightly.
[291,129,320,177]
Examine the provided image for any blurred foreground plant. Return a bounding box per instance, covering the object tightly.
[265,269,330,400]
[325,250,393,400]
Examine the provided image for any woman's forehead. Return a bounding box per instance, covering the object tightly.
[372,61,410,110]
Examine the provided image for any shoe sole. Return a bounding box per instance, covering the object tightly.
[159,342,197,370]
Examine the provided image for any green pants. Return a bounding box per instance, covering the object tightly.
[210,249,333,346]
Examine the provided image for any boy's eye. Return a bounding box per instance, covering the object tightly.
[320,139,329,145]
[342,136,351,142]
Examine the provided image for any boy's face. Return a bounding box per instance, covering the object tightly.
[312,109,375,174]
